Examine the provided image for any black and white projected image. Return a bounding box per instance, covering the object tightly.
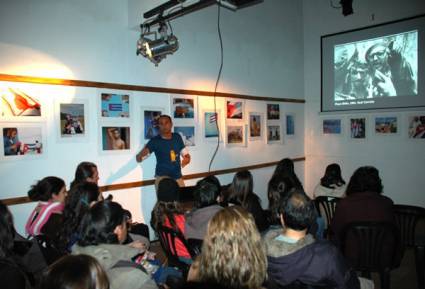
[334,30,417,102]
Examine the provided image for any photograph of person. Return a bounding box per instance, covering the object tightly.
[172,98,195,119]
[0,88,41,117]
[101,93,130,118]
[227,125,244,143]
[227,101,243,119]
[144,110,162,139]
[408,115,425,138]
[174,126,195,146]
[102,127,130,150]
[334,30,417,101]
[267,125,281,142]
[3,126,43,156]
[267,104,280,120]
[60,103,85,136]
[375,116,397,134]
[249,114,262,138]
[350,118,366,139]
[323,119,341,134]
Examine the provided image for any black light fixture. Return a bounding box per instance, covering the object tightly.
[340,0,353,16]
[136,21,179,66]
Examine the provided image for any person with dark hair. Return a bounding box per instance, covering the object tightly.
[330,166,394,244]
[73,201,157,289]
[136,115,191,188]
[0,201,32,289]
[225,170,268,232]
[185,177,223,240]
[25,177,67,239]
[56,182,103,253]
[272,158,303,190]
[151,178,191,261]
[313,163,346,199]
[264,189,366,289]
[70,162,99,189]
[3,128,21,155]
[39,254,109,289]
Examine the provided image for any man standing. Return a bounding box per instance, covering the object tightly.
[107,128,126,150]
[136,115,190,188]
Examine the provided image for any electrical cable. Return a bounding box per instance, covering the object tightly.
[208,0,224,172]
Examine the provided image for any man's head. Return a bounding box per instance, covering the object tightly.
[194,176,221,208]
[158,115,173,136]
[348,61,370,88]
[278,189,316,232]
[365,43,390,71]
[112,128,121,140]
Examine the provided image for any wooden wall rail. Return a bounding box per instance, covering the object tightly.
[2,157,305,206]
[0,73,305,103]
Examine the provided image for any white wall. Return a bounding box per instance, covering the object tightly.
[0,0,305,236]
[303,0,425,206]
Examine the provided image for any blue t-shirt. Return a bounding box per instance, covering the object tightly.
[146,133,185,179]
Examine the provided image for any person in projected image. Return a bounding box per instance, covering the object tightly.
[341,59,373,100]
[365,41,417,97]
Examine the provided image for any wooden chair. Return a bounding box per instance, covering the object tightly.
[339,221,401,289]
[394,204,425,289]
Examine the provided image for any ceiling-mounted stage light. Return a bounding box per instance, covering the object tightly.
[136,21,179,66]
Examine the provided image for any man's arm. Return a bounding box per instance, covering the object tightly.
[136,146,150,163]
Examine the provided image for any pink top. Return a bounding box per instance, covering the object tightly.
[25,201,64,236]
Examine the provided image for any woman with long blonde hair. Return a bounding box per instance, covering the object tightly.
[190,206,267,289]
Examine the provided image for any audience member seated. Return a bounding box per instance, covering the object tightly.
[70,162,99,189]
[39,254,109,289]
[72,201,157,289]
[151,178,192,262]
[188,206,267,289]
[56,182,103,253]
[185,176,223,240]
[25,177,67,241]
[313,163,346,199]
[264,189,371,289]
[330,166,394,244]
[0,201,33,289]
[271,158,303,190]
[224,170,269,232]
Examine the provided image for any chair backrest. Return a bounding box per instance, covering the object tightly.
[156,225,197,270]
[393,204,425,247]
[340,221,401,272]
[314,196,340,226]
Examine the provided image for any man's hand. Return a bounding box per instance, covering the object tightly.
[374,70,397,96]
[181,153,191,168]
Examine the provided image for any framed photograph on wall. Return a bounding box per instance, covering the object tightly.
[99,90,131,119]
[171,95,196,120]
[0,87,43,120]
[1,123,46,161]
[267,124,283,144]
[142,107,165,140]
[286,114,295,136]
[100,126,131,152]
[226,99,244,121]
[374,116,398,135]
[174,126,196,147]
[202,110,222,142]
[323,119,342,135]
[350,117,366,139]
[55,99,88,141]
[225,124,246,147]
[408,115,425,139]
[249,112,264,141]
[267,104,280,120]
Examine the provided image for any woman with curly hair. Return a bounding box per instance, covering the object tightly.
[189,206,267,289]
